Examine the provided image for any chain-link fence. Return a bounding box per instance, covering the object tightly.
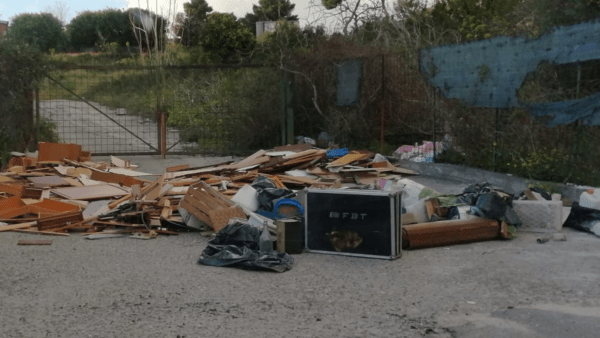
[288,41,600,186]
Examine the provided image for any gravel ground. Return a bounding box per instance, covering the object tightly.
[2,157,599,337]
[1,227,599,338]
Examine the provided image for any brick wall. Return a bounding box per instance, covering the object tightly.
[0,21,8,38]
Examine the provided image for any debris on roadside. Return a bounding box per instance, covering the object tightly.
[6,140,574,263]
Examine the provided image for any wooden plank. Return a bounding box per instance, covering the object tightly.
[37,211,84,231]
[0,222,36,232]
[166,164,190,172]
[90,170,144,187]
[0,183,24,197]
[18,240,53,245]
[12,229,69,237]
[282,149,318,160]
[273,144,312,153]
[228,156,270,170]
[327,153,371,167]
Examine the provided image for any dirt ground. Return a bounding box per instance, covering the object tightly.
[2,156,600,338]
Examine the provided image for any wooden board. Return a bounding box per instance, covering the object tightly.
[28,175,71,187]
[51,185,130,200]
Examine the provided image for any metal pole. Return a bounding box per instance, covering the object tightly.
[493,108,499,172]
[433,89,437,163]
[380,55,385,153]
[35,88,40,145]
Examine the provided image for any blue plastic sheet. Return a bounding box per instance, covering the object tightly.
[420,20,600,125]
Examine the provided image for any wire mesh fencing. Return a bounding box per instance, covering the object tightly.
[36,64,282,156]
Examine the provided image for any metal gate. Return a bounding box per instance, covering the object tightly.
[37,64,281,157]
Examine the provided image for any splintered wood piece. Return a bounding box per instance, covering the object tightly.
[108,193,133,209]
[161,200,172,219]
[66,167,93,178]
[0,222,36,232]
[110,156,130,168]
[131,184,142,199]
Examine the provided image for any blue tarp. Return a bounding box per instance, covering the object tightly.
[420,20,600,125]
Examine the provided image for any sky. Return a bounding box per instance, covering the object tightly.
[0,0,318,26]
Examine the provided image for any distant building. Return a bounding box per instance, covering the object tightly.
[256,20,299,37]
[0,20,8,39]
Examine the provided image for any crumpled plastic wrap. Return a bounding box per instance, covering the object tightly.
[198,222,294,272]
[454,183,522,226]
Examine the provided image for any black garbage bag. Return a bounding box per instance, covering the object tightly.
[198,222,294,272]
[251,176,294,212]
[564,202,600,236]
[455,183,522,226]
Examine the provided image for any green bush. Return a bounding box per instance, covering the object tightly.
[7,13,67,52]
[0,39,48,167]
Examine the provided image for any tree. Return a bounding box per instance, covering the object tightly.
[199,13,256,63]
[427,0,521,41]
[172,0,213,46]
[311,0,387,35]
[241,0,299,36]
[68,10,136,51]
[67,9,165,52]
[512,0,600,36]
[43,0,71,25]
[0,39,47,164]
[7,13,67,52]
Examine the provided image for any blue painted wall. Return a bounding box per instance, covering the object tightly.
[420,20,600,126]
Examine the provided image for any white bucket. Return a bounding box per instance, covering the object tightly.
[580,189,600,211]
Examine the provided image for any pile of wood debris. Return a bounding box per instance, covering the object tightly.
[0,142,418,239]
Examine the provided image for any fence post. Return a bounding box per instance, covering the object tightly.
[35,87,40,146]
[159,112,167,159]
[380,55,385,153]
[280,70,294,145]
[492,108,499,171]
[433,89,437,163]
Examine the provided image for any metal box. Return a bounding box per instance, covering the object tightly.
[305,189,402,260]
